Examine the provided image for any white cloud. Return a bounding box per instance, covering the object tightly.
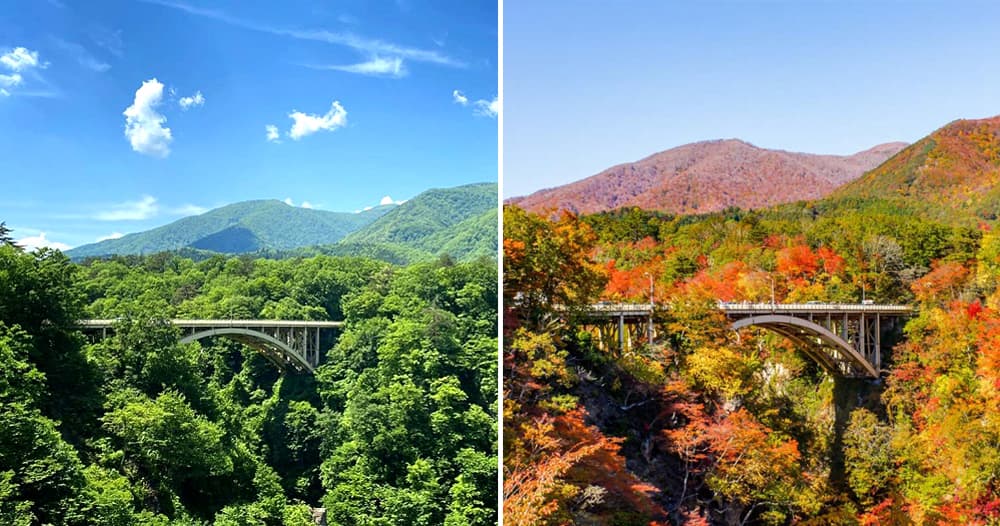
[139,0,463,67]
[52,39,111,72]
[288,101,347,140]
[1,47,43,71]
[178,90,204,109]
[0,47,47,96]
[452,89,468,106]
[312,56,406,77]
[80,56,111,72]
[172,204,207,216]
[474,96,499,118]
[90,27,124,58]
[0,73,21,88]
[18,232,71,251]
[362,205,374,211]
[283,197,315,209]
[97,232,124,242]
[96,195,158,221]
[378,195,406,206]
[265,124,280,143]
[123,78,172,157]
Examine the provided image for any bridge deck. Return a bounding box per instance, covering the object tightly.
[576,302,913,317]
[575,302,914,378]
[77,319,345,329]
[718,302,913,315]
[77,319,345,374]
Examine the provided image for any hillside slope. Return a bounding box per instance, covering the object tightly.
[832,115,1000,222]
[343,182,498,258]
[67,200,394,258]
[510,139,907,215]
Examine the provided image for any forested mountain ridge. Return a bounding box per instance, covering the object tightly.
[343,182,498,250]
[67,200,395,259]
[832,114,1000,223]
[508,139,906,216]
[67,182,499,262]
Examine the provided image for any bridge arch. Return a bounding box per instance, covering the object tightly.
[180,328,314,373]
[731,315,878,377]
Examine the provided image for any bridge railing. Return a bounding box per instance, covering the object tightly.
[716,302,913,314]
[582,303,654,313]
[571,302,913,315]
[76,319,345,328]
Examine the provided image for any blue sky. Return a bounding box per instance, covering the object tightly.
[505,0,1000,197]
[0,0,497,249]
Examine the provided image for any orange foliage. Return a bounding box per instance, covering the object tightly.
[503,413,605,525]
[504,406,666,524]
[816,246,845,275]
[681,261,748,302]
[776,244,819,279]
[911,260,971,305]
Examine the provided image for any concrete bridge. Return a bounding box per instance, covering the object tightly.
[576,302,913,378]
[78,319,344,374]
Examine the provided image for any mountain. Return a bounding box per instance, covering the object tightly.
[509,139,907,215]
[66,182,498,262]
[343,182,498,258]
[831,115,1000,222]
[67,200,395,259]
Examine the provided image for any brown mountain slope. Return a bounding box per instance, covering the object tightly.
[509,139,908,215]
[832,115,1000,221]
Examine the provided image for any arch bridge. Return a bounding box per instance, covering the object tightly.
[578,302,913,378]
[77,319,344,374]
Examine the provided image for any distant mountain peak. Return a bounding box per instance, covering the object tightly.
[509,139,907,216]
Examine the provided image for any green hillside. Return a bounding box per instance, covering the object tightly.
[65,183,498,263]
[343,182,498,254]
[424,207,498,260]
[67,201,395,259]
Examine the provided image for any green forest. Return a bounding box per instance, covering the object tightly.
[503,194,1000,525]
[0,227,498,526]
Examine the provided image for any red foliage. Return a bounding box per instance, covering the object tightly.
[776,244,820,279]
[681,261,748,302]
[859,497,896,525]
[968,299,984,319]
[816,246,845,275]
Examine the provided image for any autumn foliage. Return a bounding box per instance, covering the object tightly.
[504,195,999,524]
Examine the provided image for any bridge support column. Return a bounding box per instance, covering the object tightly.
[618,313,625,352]
[875,314,881,372]
[859,312,866,363]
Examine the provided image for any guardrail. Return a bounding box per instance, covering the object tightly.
[76,319,345,328]
[717,302,913,314]
[563,302,914,315]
